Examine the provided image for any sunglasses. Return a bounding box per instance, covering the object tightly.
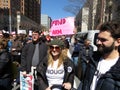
[49,46,60,51]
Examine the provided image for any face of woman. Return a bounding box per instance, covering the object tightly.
[49,45,61,57]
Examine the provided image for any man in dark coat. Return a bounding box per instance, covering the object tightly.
[78,39,93,80]
[78,20,120,90]
[21,30,47,73]
[20,30,48,90]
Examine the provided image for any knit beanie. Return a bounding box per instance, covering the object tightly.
[49,39,64,48]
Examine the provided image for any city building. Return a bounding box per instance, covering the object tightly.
[41,14,52,35]
[0,0,41,33]
[41,14,51,30]
[75,0,113,32]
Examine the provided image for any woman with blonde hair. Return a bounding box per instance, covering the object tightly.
[37,39,75,90]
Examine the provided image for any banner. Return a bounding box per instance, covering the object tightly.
[50,17,75,36]
[20,72,34,90]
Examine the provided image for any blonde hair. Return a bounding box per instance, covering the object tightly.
[47,48,68,68]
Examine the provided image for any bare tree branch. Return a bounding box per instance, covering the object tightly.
[63,0,86,15]
[112,0,120,21]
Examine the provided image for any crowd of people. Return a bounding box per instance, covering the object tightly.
[0,20,119,90]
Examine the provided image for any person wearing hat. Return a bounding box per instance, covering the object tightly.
[37,39,75,90]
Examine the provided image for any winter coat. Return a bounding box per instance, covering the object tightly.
[37,56,75,90]
[78,52,120,90]
[21,41,48,73]
[0,50,12,79]
[78,44,93,80]
[79,45,93,63]
[11,39,23,55]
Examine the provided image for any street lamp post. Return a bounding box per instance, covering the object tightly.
[9,5,12,33]
[17,11,21,34]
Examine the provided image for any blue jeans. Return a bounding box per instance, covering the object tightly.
[72,57,78,67]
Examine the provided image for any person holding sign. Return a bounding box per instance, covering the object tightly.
[20,30,48,90]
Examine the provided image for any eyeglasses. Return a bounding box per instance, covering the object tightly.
[97,37,108,42]
[49,46,60,51]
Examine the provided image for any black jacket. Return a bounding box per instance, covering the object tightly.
[37,56,75,90]
[79,45,93,63]
[21,41,48,73]
[0,50,12,78]
[78,45,93,80]
[78,52,120,90]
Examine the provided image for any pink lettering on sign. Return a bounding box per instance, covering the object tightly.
[51,18,66,26]
[52,29,62,35]
[50,17,75,36]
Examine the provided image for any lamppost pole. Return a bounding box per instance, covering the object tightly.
[17,11,21,34]
[9,2,12,33]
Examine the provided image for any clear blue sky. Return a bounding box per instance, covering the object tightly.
[41,0,75,20]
